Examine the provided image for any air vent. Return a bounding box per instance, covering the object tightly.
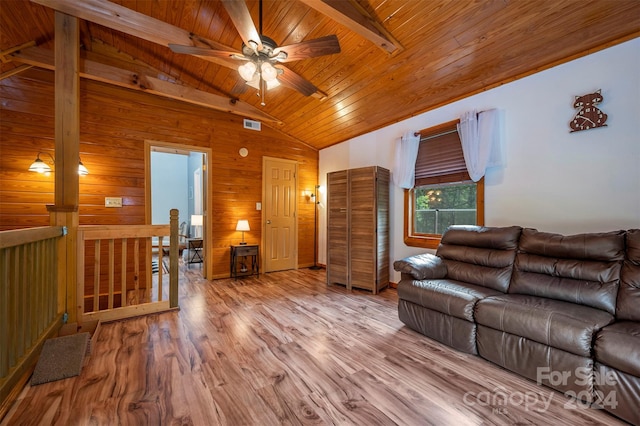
[243,119,261,131]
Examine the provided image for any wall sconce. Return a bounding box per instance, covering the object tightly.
[235,220,250,245]
[191,214,203,238]
[28,152,89,175]
[303,189,313,204]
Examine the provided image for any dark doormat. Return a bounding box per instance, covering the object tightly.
[31,332,90,386]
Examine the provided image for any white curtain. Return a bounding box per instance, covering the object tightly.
[392,130,421,189]
[457,109,502,182]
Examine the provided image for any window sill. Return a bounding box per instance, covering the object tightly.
[404,235,441,249]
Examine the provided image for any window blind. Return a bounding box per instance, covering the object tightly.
[414,127,470,186]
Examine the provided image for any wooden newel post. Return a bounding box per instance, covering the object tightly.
[50,11,80,323]
[169,209,179,308]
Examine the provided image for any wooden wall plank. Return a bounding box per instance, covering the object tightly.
[0,68,318,277]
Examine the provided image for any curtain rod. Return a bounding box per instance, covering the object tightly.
[413,109,493,137]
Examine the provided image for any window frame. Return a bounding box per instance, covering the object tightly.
[403,120,485,249]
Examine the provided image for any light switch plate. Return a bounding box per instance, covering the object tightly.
[105,197,123,208]
[256,202,262,211]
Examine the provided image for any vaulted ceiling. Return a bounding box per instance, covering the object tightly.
[1,0,639,150]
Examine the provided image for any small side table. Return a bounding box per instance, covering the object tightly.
[230,244,259,279]
[187,238,203,268]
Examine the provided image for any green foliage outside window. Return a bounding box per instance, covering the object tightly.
[413,182,476,234]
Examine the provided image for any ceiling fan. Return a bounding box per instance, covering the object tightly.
[168,0,341,105]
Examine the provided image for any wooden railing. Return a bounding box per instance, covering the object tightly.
[0,225,66,414]
[76,209,180,323]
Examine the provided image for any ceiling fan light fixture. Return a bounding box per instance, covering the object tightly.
[246,74,260,89]
[260,62,278,82]
[265,78,280,90]
[238,61,257,81]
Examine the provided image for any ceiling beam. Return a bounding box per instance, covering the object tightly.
[11,46,282,124]
[30,0,238,68]
[298,0,401,55]
[0,64,34,81]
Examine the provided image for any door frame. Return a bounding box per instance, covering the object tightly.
[145,140,213,279]
[262,156,299,272]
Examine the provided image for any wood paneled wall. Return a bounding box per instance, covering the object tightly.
[0,68,318,278]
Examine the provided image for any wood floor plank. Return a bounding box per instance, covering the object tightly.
[2,268,626,425]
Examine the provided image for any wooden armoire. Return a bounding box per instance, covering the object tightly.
[326,166,390,294]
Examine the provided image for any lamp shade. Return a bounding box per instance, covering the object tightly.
[260,62,278,82]
[191,214,203,226]
[28,157,52,173]
[78,160,89,176]
[236,220,250,232]
[238,61,257,81]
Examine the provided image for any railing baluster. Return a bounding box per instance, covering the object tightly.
[94,240,100,312]
[16,244,29,353]
[158,236,163,302]
[76,229,85,319]
[134,238,140,304]
[108,239,114,310]
[27,242,36,350]
[122,238,127,307]
[0,248,8,377]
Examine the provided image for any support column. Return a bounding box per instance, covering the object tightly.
[49,11,80,323]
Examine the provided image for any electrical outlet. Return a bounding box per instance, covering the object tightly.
[105,197,123,208]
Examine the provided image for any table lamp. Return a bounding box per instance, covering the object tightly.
[236,220,250,245]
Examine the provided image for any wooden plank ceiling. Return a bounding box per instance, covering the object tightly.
[1,0,639,150]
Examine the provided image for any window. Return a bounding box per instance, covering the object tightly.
[404,120,484,249]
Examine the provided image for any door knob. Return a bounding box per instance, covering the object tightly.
[266,220,271,224]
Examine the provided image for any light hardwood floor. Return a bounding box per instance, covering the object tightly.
[2,268,626,425]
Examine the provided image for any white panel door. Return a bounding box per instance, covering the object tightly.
[264,158,297,272]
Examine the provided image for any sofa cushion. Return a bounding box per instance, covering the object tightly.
[439,225,522,250]
[617,228,640,321]
[393,253,447,280]
[436,225,522,292]
[510,228,624,315]
[398,299,478,354]
[475,294,614,357]
[398,279,502,322]
[594,321,640,377]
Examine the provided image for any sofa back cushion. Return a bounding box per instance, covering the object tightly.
[510,228,624,315]
[436,225,522,292]
[617,229,640,321]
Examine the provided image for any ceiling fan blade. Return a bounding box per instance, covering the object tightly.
[168,44,240,59]
[276,66,318,97]
[273,35,341,63]
[221,0,262,51]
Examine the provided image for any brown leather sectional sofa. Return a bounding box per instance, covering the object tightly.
[394,226,640,424]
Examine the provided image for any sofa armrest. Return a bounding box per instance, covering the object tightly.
[393,253,447,280]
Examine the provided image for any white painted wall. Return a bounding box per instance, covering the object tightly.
[319,38,640,282]
[151,151,189,226]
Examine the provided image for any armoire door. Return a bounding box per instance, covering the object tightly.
[326,170,349,286]
[349,167,377,290]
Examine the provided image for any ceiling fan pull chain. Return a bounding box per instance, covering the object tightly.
[260,78,266,106]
